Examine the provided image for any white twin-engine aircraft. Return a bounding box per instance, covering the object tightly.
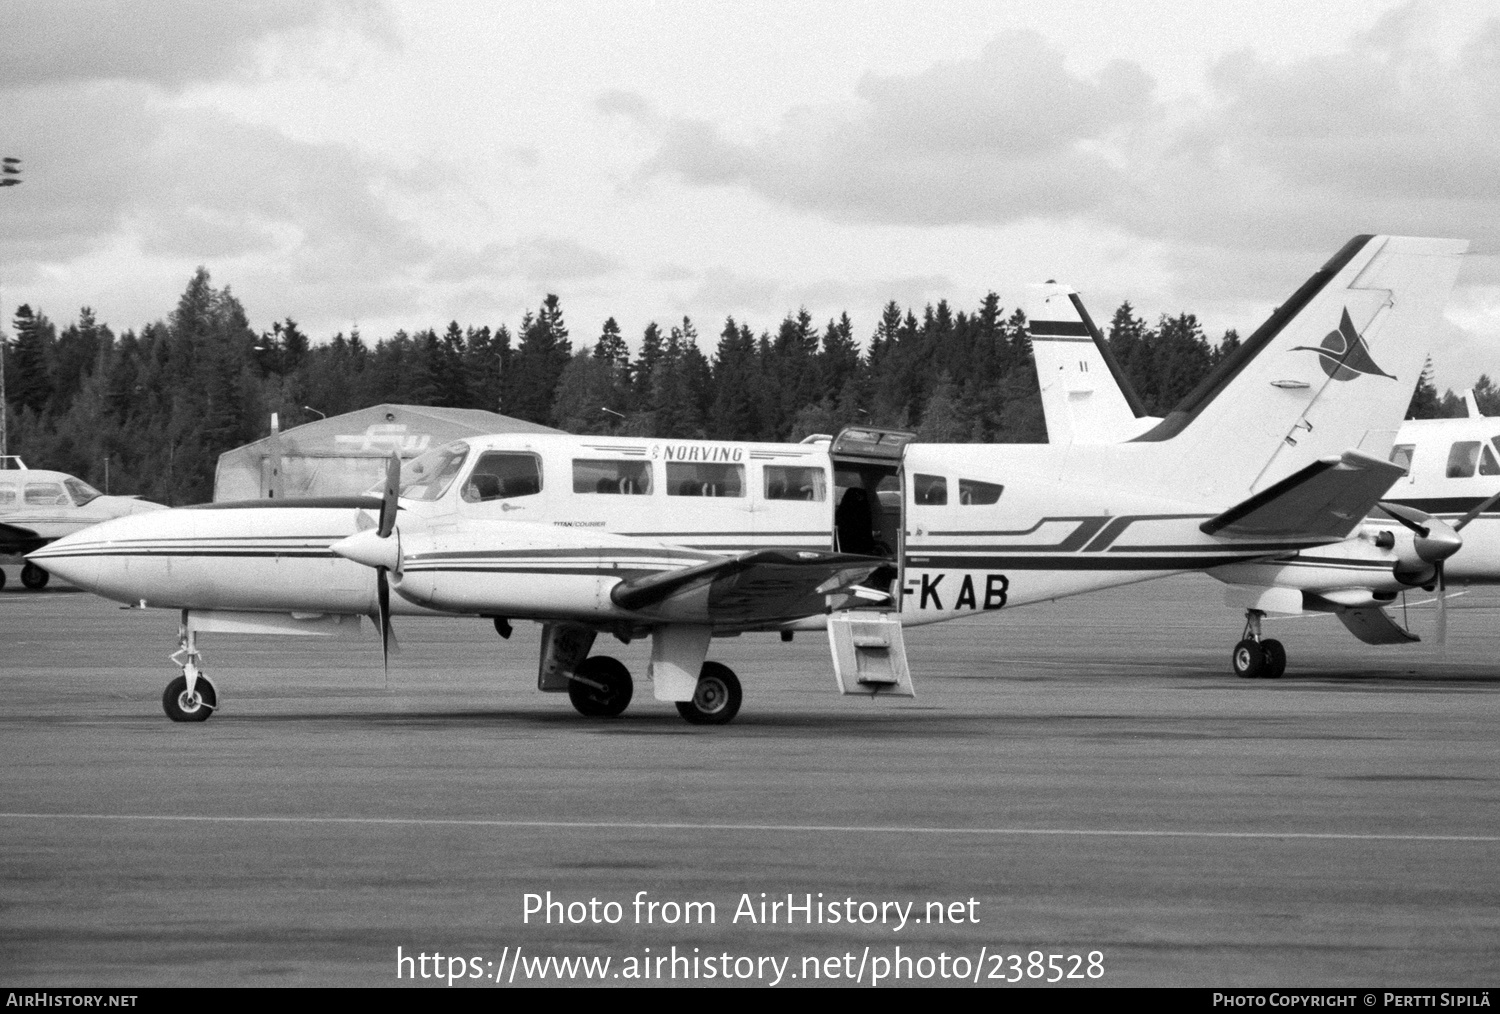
[31,234,1465,723]
[1027,240,1495,676]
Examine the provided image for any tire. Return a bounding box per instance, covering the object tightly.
[162,673,217,722]
[1231,639,1265,679]
[676,661,742,726]
[568,655,633,718]
[1260,638,1287,679]
[0,567,6,591]
[20,562,49,590]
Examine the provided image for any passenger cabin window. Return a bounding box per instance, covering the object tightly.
[958,479,1004,505]
[913,473,947,505]
[1389,444,1415,475]
[764,465,826,502]
[1447,441,1481,478]
[464,452,543,501]
[0,485,16,506]
[1482,443,1500,477]
[24,482,69,506]
[573,459,652,495]
[667,462,743,497]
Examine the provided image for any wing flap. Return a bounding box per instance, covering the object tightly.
[610,548,887,625]
[1201,450,1406,540]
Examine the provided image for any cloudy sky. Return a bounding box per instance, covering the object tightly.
[3,0,1499,388]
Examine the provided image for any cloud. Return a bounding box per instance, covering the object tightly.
[622,13,1500,258]
[0,0,394,90]
[623,31,1157,227]
[428,237,621,285]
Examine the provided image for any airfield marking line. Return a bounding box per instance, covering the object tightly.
[0,812,1496,843]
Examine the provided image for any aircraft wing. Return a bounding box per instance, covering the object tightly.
[1200,450,1406,541]
[610,548,888,625]
[0,521,45,555]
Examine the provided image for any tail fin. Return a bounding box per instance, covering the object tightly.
[1026,283,1160,444]
[1135,235,1466,503]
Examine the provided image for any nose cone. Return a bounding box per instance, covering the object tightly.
[1415,521,1462,564]
[330,528,401,572]
[25,528,101,591]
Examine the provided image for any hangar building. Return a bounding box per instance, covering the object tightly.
[213,403,560,501]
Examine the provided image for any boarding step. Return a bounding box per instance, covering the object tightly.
[827,611,914,697]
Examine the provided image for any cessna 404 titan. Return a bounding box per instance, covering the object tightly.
[31,234,1466,723]
[1027,251,1495,675]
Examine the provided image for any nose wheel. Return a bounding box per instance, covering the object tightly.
[1232,610,1286,679]
[676,661,742,725]
[163,672,218,722]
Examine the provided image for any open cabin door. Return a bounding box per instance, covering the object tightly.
[827,426,916,696]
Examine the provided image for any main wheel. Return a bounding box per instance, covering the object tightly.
[0,567,6,591]
[1259,638,1287,679]
[568,655,633,718]
[676,661,742,726]
[20,562,49,590]
[162,673,217,722]
[1232,639,1265,679]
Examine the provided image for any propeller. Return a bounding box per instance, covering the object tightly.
[1378,501,1467,647]
[331,453,404,668]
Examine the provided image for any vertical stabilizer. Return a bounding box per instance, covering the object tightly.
[1132,235,1467,504]
[1026,283,1160,444]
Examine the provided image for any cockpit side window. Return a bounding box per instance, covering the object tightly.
[0,484,16,506]
[63,478,102,506]
[1446,441,1481,479]
[24,482,70,506]
[463,452,542,501]
[1389,444,1415,475]
[398,441,470,501]
[1481,443,1500,477]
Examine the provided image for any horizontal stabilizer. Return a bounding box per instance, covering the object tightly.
[1332,605,1420,645]
[611,548,885,625]
[1201,450,1406,540]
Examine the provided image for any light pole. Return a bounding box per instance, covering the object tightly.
[0,157,21,463]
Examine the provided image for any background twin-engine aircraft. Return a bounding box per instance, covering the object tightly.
[1027,261,1499,676]
[31,235,1468,722]
[0,459,164,591]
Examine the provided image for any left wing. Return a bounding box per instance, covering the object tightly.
[610,548,888,625]
[0,521,45,556]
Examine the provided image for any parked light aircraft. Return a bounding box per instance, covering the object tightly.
[1026,271,1499,676]
[31,235,1466,722]
[0,458,165,591]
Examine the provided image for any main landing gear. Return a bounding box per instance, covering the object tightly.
[164,620,218,722]
[565,655,744,725]
[20,562,50,590]
[1231,609,1286,679]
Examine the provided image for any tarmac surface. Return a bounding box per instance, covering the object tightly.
[1,570,1497,988]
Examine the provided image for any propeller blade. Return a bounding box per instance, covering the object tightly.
[378,452,400,538]
[1434,562,1449,652]
[1453,489,1500,532]
[1376,502,1430,538]
[377,567,393,670]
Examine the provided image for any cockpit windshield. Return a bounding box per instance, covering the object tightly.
[63,477,103,506]
[398,441,470,501]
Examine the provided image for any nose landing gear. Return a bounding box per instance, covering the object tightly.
[1232,609,1286,679]
[164,616,218,721]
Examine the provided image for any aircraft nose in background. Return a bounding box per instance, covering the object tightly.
[23,530,101,591]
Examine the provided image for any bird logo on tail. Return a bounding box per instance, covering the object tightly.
[1293,308,1396,382]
